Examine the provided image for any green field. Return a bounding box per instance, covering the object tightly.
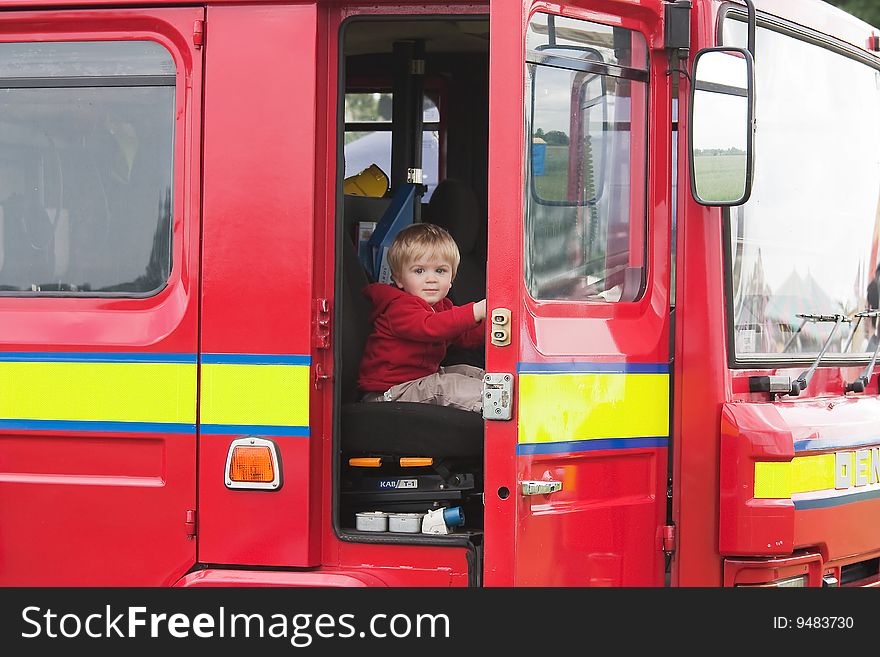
[693,154,746,203]
[533,144,572,201]
[533,147,746,204]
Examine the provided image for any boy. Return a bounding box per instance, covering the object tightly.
[358,222,487,412]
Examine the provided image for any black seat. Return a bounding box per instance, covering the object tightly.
[338,228,483,520]
[426,179,486,368]
[426,179,486,305]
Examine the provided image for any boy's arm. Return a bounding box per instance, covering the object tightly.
[386,297,480,342]
[453,298,485,347]
[452,322,485,349]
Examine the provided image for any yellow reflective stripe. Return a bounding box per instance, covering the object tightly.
[754,453,836,498]
[517,372,669,444]
[200,363,309,427]
[0,361,196,424]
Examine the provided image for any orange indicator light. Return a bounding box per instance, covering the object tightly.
[228,445,275,483]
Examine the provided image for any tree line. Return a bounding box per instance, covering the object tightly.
[824,0,880,29]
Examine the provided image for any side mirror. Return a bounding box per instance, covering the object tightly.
[688,47,755,206]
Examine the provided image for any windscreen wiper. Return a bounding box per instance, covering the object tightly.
[782,315,809,353]
[842,309,879,352]
[845,310,880,393]
[786,313,849,396]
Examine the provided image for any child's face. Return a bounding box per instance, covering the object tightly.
[395,253,454,305]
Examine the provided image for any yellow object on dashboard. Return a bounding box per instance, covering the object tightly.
[343,163,389,197]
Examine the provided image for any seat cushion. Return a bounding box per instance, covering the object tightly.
[341,401,483,460]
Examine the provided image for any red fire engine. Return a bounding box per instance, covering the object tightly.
[0,0,878,587]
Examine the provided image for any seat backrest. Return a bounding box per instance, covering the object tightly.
[340,231,374,403]
[0,191,55,288]
[427,178,485,305]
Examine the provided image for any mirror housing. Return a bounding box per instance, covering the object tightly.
[688,47,755,206]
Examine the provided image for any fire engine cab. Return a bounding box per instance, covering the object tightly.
[0,0,879,587]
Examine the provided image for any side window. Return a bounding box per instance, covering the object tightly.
[343,91,441,199]
[0,40,175,295]
[524,13,648,302]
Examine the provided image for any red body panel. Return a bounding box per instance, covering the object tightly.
[178,544,470,587]
[670,0,730,588]
[514,446,667,586]
[721,395,880,561]
[197,3,321,568]
[2,429,197,586]
[719,403,797,555]
[0,7,203,585]
[672,0,880,586]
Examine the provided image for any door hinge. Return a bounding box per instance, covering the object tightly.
[313,362,331,388]
[662,524,676,555]
[314,298,331,349]
[193,20,205,49]
[185,509,197,539]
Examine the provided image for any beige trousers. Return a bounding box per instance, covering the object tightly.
[362,364,485,413]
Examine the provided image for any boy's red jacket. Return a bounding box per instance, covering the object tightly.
[358,283,485,392]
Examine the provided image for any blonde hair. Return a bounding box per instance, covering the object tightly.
[388,223,460,281]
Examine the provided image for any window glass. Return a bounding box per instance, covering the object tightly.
[0,40,175,295]
[723,19,880,358]
[524,13,648,302]
[0,40,175,78]
[526,12,647,69]
[344,93,440,199]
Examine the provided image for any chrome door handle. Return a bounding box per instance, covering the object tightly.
[521,480,563,496]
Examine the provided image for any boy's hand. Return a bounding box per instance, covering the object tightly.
[473,299,487,323]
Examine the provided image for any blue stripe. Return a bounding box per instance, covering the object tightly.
[517,436,668,455]
[0,352,196,364]
[200,424,310,437]
[201,354,311,366]
[0,352,312,365]
[794,489,880,510]
[0,419,311,437]
[517,362,669,374]
[0,419,195,433]
[794,436,880,453]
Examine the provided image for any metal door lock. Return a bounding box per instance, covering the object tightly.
[483,373,513,420]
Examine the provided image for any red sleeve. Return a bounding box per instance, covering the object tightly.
[385,297,480,342]
[453,321,485,348]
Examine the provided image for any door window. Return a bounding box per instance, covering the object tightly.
[524,13,648,302]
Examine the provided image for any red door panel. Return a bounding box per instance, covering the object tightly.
[485,0,671,586]
[0,8,202,585]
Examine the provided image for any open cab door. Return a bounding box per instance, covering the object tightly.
[484,0,672,586]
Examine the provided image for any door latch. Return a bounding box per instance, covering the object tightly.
[483,373,513,420]
[521,480,563,496]
[490,308,511,346]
